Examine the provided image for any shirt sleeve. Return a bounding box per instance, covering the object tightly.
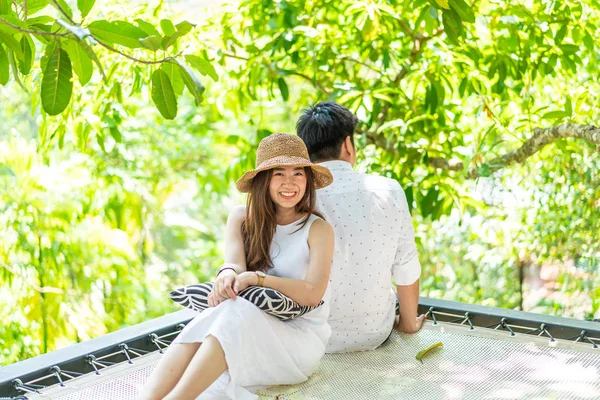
[390,186,421,286]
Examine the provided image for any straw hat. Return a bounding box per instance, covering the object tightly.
[236,133,334,193]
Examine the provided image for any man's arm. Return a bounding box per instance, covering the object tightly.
[396,279,425,333]
[390,186,424,333]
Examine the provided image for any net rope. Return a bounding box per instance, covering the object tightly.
[21,320,600,400]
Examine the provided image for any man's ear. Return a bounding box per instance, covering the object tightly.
[344,136,353,155]
[345,136,357,166]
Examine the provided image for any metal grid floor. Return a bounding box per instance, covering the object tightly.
[26,321,600,400]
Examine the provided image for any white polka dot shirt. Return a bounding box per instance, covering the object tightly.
[316,161,421,353]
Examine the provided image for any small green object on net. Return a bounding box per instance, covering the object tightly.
[416,342,443,364]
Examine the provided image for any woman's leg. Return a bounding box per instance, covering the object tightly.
[137,342,201,400]
[163,335,228,400]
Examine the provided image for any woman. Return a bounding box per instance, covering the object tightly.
[139,133,335,400]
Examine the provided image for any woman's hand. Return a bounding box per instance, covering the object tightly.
[213,267,239,300]
[207,291,227,307]
[234,271,259,293]
[208,271,258,307]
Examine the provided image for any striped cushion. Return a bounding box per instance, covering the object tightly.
[169,282,323,321]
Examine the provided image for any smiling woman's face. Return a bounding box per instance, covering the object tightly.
[268,166,307,210]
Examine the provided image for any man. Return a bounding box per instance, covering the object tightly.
[212,102,424,353]
[296,101,424,352]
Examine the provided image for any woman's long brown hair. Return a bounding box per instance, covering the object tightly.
[241,167,324,272]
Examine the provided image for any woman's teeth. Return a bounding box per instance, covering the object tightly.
[280,192,296,198]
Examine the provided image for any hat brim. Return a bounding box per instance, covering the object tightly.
[236,156,333,193]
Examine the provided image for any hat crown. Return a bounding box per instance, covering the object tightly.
[256,133,310,167]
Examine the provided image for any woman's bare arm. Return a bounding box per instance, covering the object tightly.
[222,205,247,273]
[211,205,247,302]
[252,219,334,307]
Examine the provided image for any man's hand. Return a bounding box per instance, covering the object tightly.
[213,268,239,300]
[396,314,426,334]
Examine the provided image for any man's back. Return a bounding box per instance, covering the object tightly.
[316,161,421,353]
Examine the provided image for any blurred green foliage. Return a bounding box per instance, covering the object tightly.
[1,0,599,365]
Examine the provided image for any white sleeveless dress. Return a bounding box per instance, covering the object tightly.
[172,214,331,399]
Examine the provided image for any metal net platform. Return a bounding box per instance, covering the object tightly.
[22,320,600,400]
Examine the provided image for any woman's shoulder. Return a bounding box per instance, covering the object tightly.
[307,216,333,241]
[227,205,246,224]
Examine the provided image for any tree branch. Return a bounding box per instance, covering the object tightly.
[94,38,181,65]
[222,51,331,95]
[428,124,600,178]
[287,70,331,95]
[1,261,65,294]
[0,17,69,37]
[50,0,76,25]
[428,157,464,171]
[0,17,178,65]
[366,27,444,137]
[337,54,383,75]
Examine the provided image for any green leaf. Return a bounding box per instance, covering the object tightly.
[162,21,195,49]
[74,38,105,80]
[109,126,122,142]
[17,35,34,75]
[449,0,475,23]
[442,9,463,45]
[477,164,491,177]
[77,0,96,18]
[26,0,51,15]
[63,39,93,85]
[135,19,160,37]
[175,21,194,35]
[0,44,8,85]
[434,0,450,9]
[176,59,205,106]
[565,97,572,117]
[0,31,24,60]
[7,49,26,91]
[185,55,218,82]
[139,35,162,51]
[77,0,95,18]
[421,187,440,217]
[425,81,442,113]
[560,44,579,55]
[0,165,16,177]
[27,16,57,25]
[160,61,184,96]
[277,77,289,101]
[161,33,181,49]
[554,25,567,45]
[542,110,569,120]
[160,19,176,36]
[404,186,414,213]
[361,14,377,41]
[151,69,177,119]
[88,20,147,49]
[41,47,73,115]
[0,0,10,14]
[101,116,121,142]
[582,31,594,52]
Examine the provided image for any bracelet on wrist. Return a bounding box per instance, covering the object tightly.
[217,266,236,277]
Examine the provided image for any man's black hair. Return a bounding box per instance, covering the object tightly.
[296,102,359,162]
